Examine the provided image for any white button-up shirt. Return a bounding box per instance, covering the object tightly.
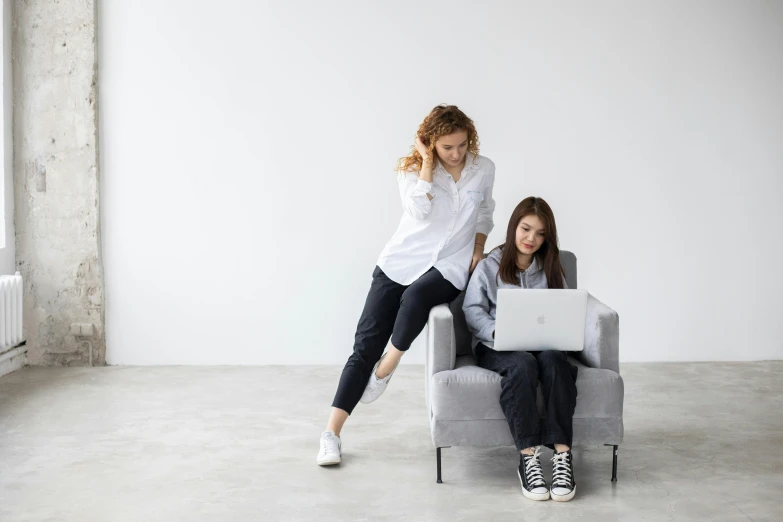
[377,153,496,291]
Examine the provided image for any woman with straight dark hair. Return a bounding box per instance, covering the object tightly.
[463,197,577,502]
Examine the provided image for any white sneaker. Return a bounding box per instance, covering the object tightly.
[359,354,397,404]
[316,430,342,466]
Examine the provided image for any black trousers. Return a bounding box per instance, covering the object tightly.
[332,266,460,414]
[476,343,578,451]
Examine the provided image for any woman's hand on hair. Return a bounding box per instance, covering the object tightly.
[415,136,432,165]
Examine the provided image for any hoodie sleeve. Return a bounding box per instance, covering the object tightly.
[462,260,497,343]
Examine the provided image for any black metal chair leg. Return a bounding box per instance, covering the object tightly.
[611,445,618,481]
[436,447,443,483]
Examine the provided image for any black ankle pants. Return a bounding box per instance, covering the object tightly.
[476,343,578,450]
[331,266,460,414]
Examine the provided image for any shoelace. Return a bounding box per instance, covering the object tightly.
[321,434,339,455]
[524,447,546,488]
[551,451,573,488]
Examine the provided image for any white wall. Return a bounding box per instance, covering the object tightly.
[99,1,783,365]
[0,0,15,274]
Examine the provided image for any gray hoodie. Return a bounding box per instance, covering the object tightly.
[462,247,568,352]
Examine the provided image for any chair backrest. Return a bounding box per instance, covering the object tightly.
[449,250,578,356]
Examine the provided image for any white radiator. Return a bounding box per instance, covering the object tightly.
[0,272,24,350]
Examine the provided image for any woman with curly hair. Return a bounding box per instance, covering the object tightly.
[317,104,497,466]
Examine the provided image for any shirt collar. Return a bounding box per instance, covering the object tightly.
[435,152,479,176]
[465,152,479,170]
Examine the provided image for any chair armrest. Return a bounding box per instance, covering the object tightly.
[577,293,620,373]
[425,304,457,379]
[424,304,457,413]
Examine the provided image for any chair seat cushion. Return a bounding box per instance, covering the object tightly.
[430,355,624,421]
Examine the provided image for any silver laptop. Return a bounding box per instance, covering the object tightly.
[493,289,588,351]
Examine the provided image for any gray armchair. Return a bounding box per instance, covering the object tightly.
[423,251,624,483]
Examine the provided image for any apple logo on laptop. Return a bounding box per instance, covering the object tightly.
[537,315,546,324]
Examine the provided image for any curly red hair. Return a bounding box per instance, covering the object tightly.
[396,105,480,172]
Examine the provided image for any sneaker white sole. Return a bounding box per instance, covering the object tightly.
[550,485,576,502]
[517,470,550,501]
[316,455,341,466]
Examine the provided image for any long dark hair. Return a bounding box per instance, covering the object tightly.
[495,197,565,289]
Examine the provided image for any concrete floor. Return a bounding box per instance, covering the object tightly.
[1,362,781,522]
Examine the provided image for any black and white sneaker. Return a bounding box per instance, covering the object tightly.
[550,450,576,502]
[517,447,550,501]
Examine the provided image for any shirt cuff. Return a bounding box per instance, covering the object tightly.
[412,179,433,196]
[475,221,493,236]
